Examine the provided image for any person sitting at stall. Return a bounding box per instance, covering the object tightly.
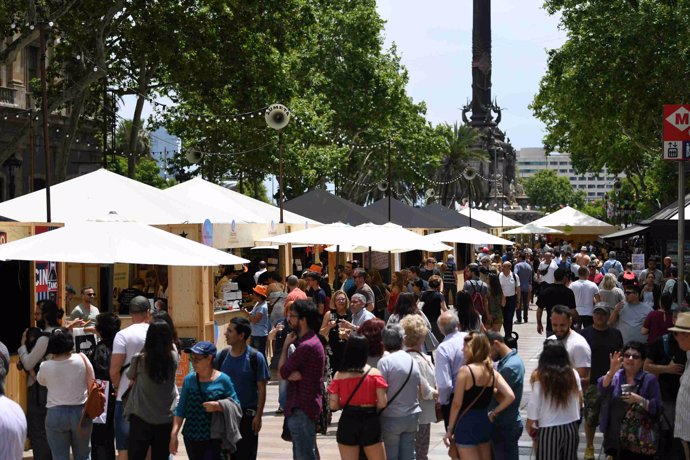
[117,278,146,315]
[70,286,100,322]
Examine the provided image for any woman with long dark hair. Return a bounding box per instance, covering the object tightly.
[88,313,121,460]
[386,292,419,325]
[320,290,352,376]
[388,271,404,318]
[328,334,387,460]
[151,310,181,351]
[124,321,179,460]
[455,291,483,332]
[485,272,504,332]
[526,340,583,460]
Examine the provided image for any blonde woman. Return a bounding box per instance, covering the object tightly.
[444,332,515,460]
[400,314,437,460]
[599,273,624,311]
[320,290,352,376]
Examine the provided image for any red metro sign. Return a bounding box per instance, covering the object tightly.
[663,105,690,160]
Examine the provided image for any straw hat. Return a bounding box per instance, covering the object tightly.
[668,312,690,333]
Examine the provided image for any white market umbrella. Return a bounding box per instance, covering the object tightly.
[352,223,452,252]
[500,223,564,235]
[457,208,522,228]
[259,222,355,246]
[0,169,226,225]
[426,226,514,246]
[164,177,319,225]
[527,206,616,235]
[0,212,248,266]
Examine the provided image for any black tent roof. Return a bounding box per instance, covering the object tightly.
[421,203,483,229]
[284,189,380,225]
[365,198,453,228]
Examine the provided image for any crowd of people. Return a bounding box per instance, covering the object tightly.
[3,243,690,460]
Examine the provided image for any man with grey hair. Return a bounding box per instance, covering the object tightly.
[434,310,467,429]
[339,294,375,337]
[0,340,27,460]
[378,324,422,460]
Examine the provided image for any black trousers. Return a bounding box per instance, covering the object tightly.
[184,438,223,460]
[515,290,529,322]
[441,393,454,431]
[128,414,172,460]
[503,295,517,338]
[231,410,259,460]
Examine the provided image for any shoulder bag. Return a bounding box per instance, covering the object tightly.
[341,367,373,410]
[79,353,106,424]
[378,357,414,416]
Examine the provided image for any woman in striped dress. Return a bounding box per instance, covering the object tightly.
[526,340,583,460]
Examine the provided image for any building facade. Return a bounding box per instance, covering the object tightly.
[517,147,619,202]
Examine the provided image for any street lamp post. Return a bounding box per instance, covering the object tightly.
[39,22,52,222]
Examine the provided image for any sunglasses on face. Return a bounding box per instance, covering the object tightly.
[623,353,641,360]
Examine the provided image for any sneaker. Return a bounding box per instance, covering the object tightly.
[275,406,284,415]
[584,446,595,460]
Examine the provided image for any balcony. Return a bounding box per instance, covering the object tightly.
[0,86,17,106]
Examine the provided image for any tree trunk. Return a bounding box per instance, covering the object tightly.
[127,56,149,178]
[56,89,87,182]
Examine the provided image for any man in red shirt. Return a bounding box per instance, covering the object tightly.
[284,275,307,318]
[279,299,325,460]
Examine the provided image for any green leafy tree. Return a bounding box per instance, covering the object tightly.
[531,0,690,212]
[433,123,487,207]
[523,169,585,211]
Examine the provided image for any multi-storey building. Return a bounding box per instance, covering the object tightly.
[0,39,101,201]
[517,147,619,202]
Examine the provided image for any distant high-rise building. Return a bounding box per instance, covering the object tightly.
[517,148,619,202]
[149,127,180,178]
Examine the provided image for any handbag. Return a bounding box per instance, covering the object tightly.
[341,368,372,410]
[447,368,494,459]
[79,353,106,419]
[619,403,658,455]
[619,374,658,455]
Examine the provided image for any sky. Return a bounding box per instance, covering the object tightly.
[120,0,567,152]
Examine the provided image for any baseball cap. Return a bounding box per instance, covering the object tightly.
[593,303,610,315]
[129,295,150,313]
[185,341,217,356]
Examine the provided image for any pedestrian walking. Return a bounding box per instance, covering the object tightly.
[87,313,121,460]
[443,332,515,460]
[526,340,582,460]
[400,314,438,460]
[124,320,179,460]
[598,341,662,459]
[327,334,387,460]
[36,328,94,460]
[487,331,525,460]
[217,317,271,460]
[0,340,27,460]
[378,324,422,460]
[170,341,239,460]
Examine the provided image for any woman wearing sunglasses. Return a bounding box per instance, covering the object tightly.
[598,341,662,459]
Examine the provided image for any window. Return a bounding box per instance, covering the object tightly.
[26,46,40,86]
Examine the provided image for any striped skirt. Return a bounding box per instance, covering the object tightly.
[536,421,579,460]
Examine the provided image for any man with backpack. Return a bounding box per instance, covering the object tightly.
[217,317,270,460]
[663,267,690,311]
[463,264,488,320]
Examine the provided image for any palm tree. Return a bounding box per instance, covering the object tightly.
[435,123,488,207]
[115,119,152,177]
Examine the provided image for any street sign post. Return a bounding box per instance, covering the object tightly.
[664,105,689,306]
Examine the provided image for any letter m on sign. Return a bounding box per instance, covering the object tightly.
[664,105,690,141]
[677,112,690,125]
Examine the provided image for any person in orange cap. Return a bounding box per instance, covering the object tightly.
[240,285,271,355]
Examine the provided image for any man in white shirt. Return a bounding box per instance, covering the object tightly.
[499,261,520,338]
[570,266,601,329]
[70,286,100,322]
[0,341,27,460]
[340,294,375,334]
[109,296,150,460]
[548,305,591,387]
[435,311,466,430]
[538,252,558,285]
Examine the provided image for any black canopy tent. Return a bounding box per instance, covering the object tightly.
[284,189,381,225]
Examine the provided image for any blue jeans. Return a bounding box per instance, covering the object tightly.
[45,405,92,460]
[287,409,317,460]
[114,400,129,450]
[491,420,524,460]
[250,335,267,356]
[381,413,419,460]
